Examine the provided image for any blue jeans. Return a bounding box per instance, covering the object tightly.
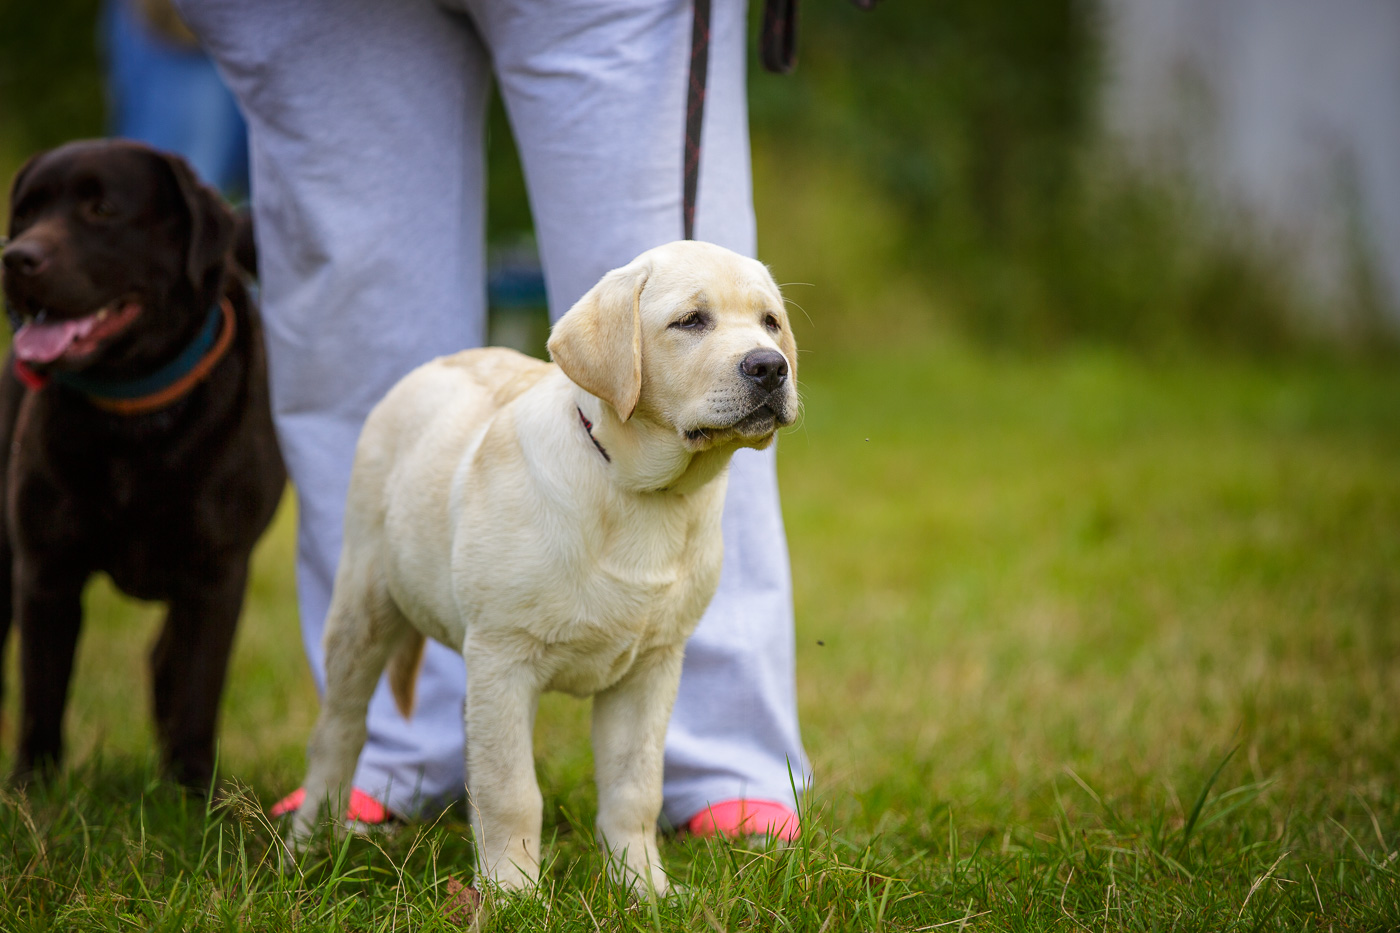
[103,0,249,196]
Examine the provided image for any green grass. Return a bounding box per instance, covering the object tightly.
[3,339,1400,930]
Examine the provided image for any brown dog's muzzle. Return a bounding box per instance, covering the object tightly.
[2,237,52,281]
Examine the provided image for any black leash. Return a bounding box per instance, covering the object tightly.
[761,0,798,75]
[683,0,874,239]
[683,0,712,241]
[684,0,797,239]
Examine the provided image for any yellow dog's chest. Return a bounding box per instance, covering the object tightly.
[447,536,718,697]
[531,560,717,696]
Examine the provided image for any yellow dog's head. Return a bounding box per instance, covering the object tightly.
[549,240,799,453]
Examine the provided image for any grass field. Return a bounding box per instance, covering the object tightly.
[2,337,1399,931]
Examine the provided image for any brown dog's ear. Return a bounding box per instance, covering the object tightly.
[161,153,234,292]
[548,260,649,422]
[231,205,258,277]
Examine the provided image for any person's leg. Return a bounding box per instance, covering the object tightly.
[472,0,809,831]
[176,0,488,815]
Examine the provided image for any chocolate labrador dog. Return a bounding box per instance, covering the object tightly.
[0,140,285,788]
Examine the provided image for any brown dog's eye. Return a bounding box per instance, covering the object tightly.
[10,196,39,227]
[88,200,118,219]
[671,310,708,331]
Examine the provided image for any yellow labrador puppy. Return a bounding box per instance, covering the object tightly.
[288,241,799,895]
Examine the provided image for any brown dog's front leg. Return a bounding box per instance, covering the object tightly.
[0,358,26,736]
[151,561,249,790]
[0,532,12,745]
[14,557,88,784]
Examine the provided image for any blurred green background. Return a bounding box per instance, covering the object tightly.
[4,0,1392,357]
[4,5,1400,928]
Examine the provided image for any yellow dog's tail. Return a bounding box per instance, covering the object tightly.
[386,630,427,719]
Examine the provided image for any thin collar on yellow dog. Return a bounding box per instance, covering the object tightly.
[577,407,611,462]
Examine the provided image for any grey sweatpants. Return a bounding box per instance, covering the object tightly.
[177,0,809,825]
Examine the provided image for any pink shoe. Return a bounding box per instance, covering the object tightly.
[268,786,392,825]
[685,799,800,841]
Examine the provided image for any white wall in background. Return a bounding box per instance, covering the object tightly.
[1101,0,1400,323]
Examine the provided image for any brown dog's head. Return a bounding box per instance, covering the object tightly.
[1,140,233,377]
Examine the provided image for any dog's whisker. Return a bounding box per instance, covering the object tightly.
[782,295,815,328]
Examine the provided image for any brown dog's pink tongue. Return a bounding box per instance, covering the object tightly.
[13,318,90,363]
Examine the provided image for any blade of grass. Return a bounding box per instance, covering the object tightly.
[1178,745,1239,859]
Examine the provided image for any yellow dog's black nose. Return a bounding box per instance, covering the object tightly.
[740,348,788,392]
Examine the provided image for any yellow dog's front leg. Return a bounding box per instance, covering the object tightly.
[464,652,545,892]
[591,644,687,898]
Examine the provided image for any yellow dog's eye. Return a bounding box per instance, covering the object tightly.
[763,313,781,331]
[671,310,708,330]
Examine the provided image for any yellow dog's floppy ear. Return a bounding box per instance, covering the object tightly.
[548,259,649,422]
